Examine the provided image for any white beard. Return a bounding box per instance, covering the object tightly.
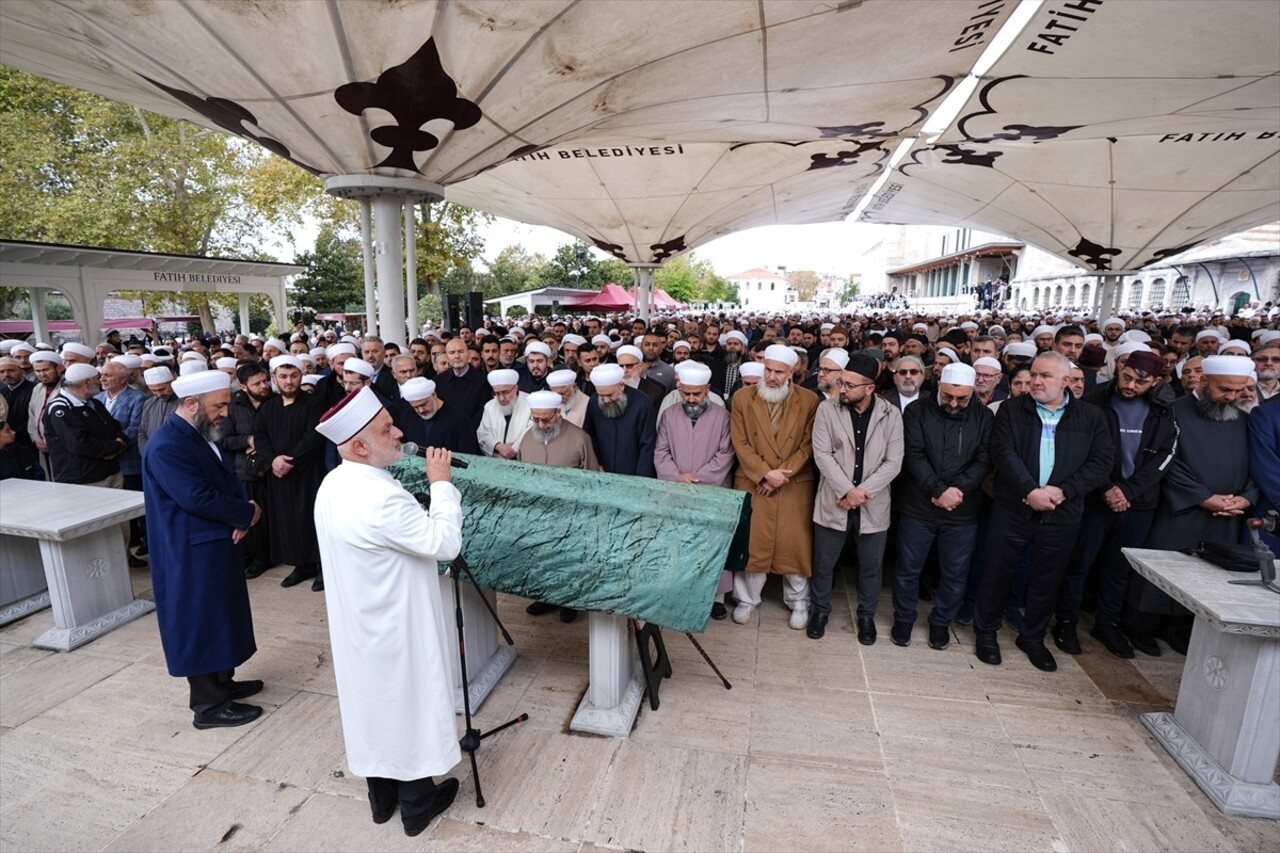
[756,381,792,405]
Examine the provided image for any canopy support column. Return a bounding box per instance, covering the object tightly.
[404,200,419,340]
[238,292,251,335]
[1097,274,1120,315]
[628,263,661,324]
[358,199,376,337]
[30,287,49,345]
[326,175,442,343]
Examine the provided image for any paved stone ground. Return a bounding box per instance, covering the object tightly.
[1,565,1274,852]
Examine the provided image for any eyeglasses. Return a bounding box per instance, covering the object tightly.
[839,381,876,390]
[816,366,841,374]
[895,369,922,376]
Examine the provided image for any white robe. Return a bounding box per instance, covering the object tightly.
[476,392,531,456]
[314,461,463,780]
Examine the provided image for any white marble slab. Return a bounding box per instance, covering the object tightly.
[0,480,144,541]
[1122,548,1280,637]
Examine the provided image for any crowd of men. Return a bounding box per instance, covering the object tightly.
[0,300,1274,673]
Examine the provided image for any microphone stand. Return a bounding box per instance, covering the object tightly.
[448,555,527,807]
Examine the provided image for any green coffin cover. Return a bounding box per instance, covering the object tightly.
[389,454,749,633]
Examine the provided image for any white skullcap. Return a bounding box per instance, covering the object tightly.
[11,343,34,355]
[1103,316,1125,329]
[960,321,979,330]
[718,334,728,347]
[820,348,850,370]
[1005,341,1038,359]
[1084,333,1104,344]
[674,361,712,386]
[1251,329,1267,339]
[591,334,611,346]
[672,340,691,351]
[269,355,304,373]
[1195,329,1225,342]
[1219,340,1251,355]
[763,344,799,368]
[487,368,520,388]
[988,325,1006,336]
[61,342,95,360]
[525,341,552,359]
[400,377,437,401]
[616,345,643,362]
[297,354,314,365]
[327,342,357,359]
[316,386,383,445]
[180,351,205,363]
[144,366,173,385]
[301,374,322,386]
[171,369,230,399]
[310,347,327,358]
[739,362,765,379]
[1120,329,1151,343]
[262,338,288,353]
[546,369,577,388]
[340,335,360,345]
[1031,325,1056,338]
[215,357,238,370]
[30,351,63,366]
[1259,331,1280,346]
[821,323,836,331]
[725,330,748,345]
[111,354,142,369]
[940,363,977,386]
[526,390,562,410]
[179,360,209,375]
[590,363,625,387]
[509,328,526,338]
[912,323,928,332]
[63,363,100,385]
[342,358,374,378]
[972,357,1002,371]
[0,339,21,352]
[609,339,622,350]
[1202,355,1257,378]
[562,334,587,347]
[1115,341,1150,358]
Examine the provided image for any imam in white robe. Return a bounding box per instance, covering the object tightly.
[476,392,531,456]
[314,460,463,780]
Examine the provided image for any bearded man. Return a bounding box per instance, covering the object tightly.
[519,341,553,393]
[883,354,925,411]
[222,362,275,578]
[1130,355,1258,655]
[584,363,656,477]
[396,377,478,454]
[546,369,589,427]
[729,345,819,627]
[477,369,531,459]
[812,348,849,402]
[27,351,64,478]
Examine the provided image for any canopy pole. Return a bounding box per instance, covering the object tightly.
[372,194,405,342]
[628,263,661,324]
[358,199,376,337]
[238,292,251,335]
[404,200,419,341]
[30,287,49,345]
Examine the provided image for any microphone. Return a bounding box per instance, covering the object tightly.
[400,442,469,469]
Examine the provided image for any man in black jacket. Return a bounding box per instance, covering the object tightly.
[221,363,275,578]
[43,363,128,486]
[974,352,1114,672]
[892,363,992,651]
[1052,351,1177,659]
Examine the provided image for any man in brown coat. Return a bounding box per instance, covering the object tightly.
[729,345,819,628]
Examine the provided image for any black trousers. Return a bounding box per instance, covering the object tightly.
[974,504,1080,643]
[367,776,438,823]
[242,479,271,570]
[188,669,235,714]
[123,473,144,546]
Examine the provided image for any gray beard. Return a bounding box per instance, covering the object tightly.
[756,381,791,405]
[1193,392,1242,422]
[531,423,561,444]
[724,350,742,365]
[599,393,629,419]
[497,402,514,416]
[624,376,640,389]
[193,408,223,442]
[682,399,709,420]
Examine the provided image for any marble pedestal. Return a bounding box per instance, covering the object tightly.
[438,574,517,714]
[570,612,645,738]
[1124,548,1280,819]
[0,481,154,652]
[0,534,50,625]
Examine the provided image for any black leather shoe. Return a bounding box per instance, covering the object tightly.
[192,702,262,730]
[403,777,459,837]
[1156,625,1190,656]
[311,574,325,592]
[1016,637,1058,672]
[710,602,728,621]
[227,679,264,700]
[127,554,147,568]
[136,542,148,557]
[1090,621,1135,659]
[890,621,912,647]
[928,623,950,650]
[1123,626,1161,657]
[371,801,396,825]
[806,612,828,640]
[244,563,268,579]
[857,616,876,646]
[1052,621,1082,655]
[975,632,1001,665]
[558,607,578,623]
[525,601,554,616]
[280,566,317,588]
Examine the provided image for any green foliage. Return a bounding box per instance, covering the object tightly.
[487,244,548,297]
[839,278,861,305]
[417,293,444,325]
[535,243,630,291]
[291,225,364,314]
[654,254,737,304]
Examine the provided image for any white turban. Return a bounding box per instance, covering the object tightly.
[972,357,1002,371]
[1005,341,1038,359]
[30,351,63,366]
[524,341,552,359]
[725,330,748,346]
[262,337,288,354]
[399,377,436,401]
[1114,341,1150,358]
[144,366,174,385]
[672,340,691,351]
[526,390,562,410]
[1201,355,1257,378]
[591,334,611,346]
[674,361,712,387]
[171,369,230,399]
[301,374,322,386]
[215,357,238,370]
[342,358,375,378]
[179,360,209,375]
[940,363,977,386]
[1103,317,1125,329]
[616,345,643,362]
[310,347,327,358]
[180,351,205,363]
[487,369,519,388]
[820,348,849,370]
[590,364,625,387]
[269,355,304,373]
[739,362,765,379]
[1031,325,1056,339]
[111,354,143,369]
[1219,340,1251,356]
[1195,329,1225,342]
[763,344,799,368]
[1259,330,1280,347]
[63,363,100,385]
[562,334,587,347]
[1120,330,1151,343]
[61,342,95,360]
[11,343,34,356]
[327,342,357,359]
[546,369,577,388]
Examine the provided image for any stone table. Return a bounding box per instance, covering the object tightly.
[0,480,154,651]
[1123,548,1280,819]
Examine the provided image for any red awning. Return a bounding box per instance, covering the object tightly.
[565,283,635,311]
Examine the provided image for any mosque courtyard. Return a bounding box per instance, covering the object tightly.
[0,564,1273,852]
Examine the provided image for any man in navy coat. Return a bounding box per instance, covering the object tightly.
[142,369,264,729]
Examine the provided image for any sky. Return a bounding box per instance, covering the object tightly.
[475,215,886,280]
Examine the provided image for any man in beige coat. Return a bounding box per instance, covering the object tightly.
[809,353,903,642]
[729,345,819,628]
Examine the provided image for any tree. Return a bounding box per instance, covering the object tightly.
[839,277,861,306]
[787,270,821,302]
[654,253,737,304]
[487,244,546,297]
[291,225,364,314]
[535,243,632,291]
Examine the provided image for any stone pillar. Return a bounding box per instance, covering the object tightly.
[358,199,376,336]
[436,574,517,714]
[571,611,646,737]
[404,201,419,341]
[30,287,49,345]
[238,292,251,335]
